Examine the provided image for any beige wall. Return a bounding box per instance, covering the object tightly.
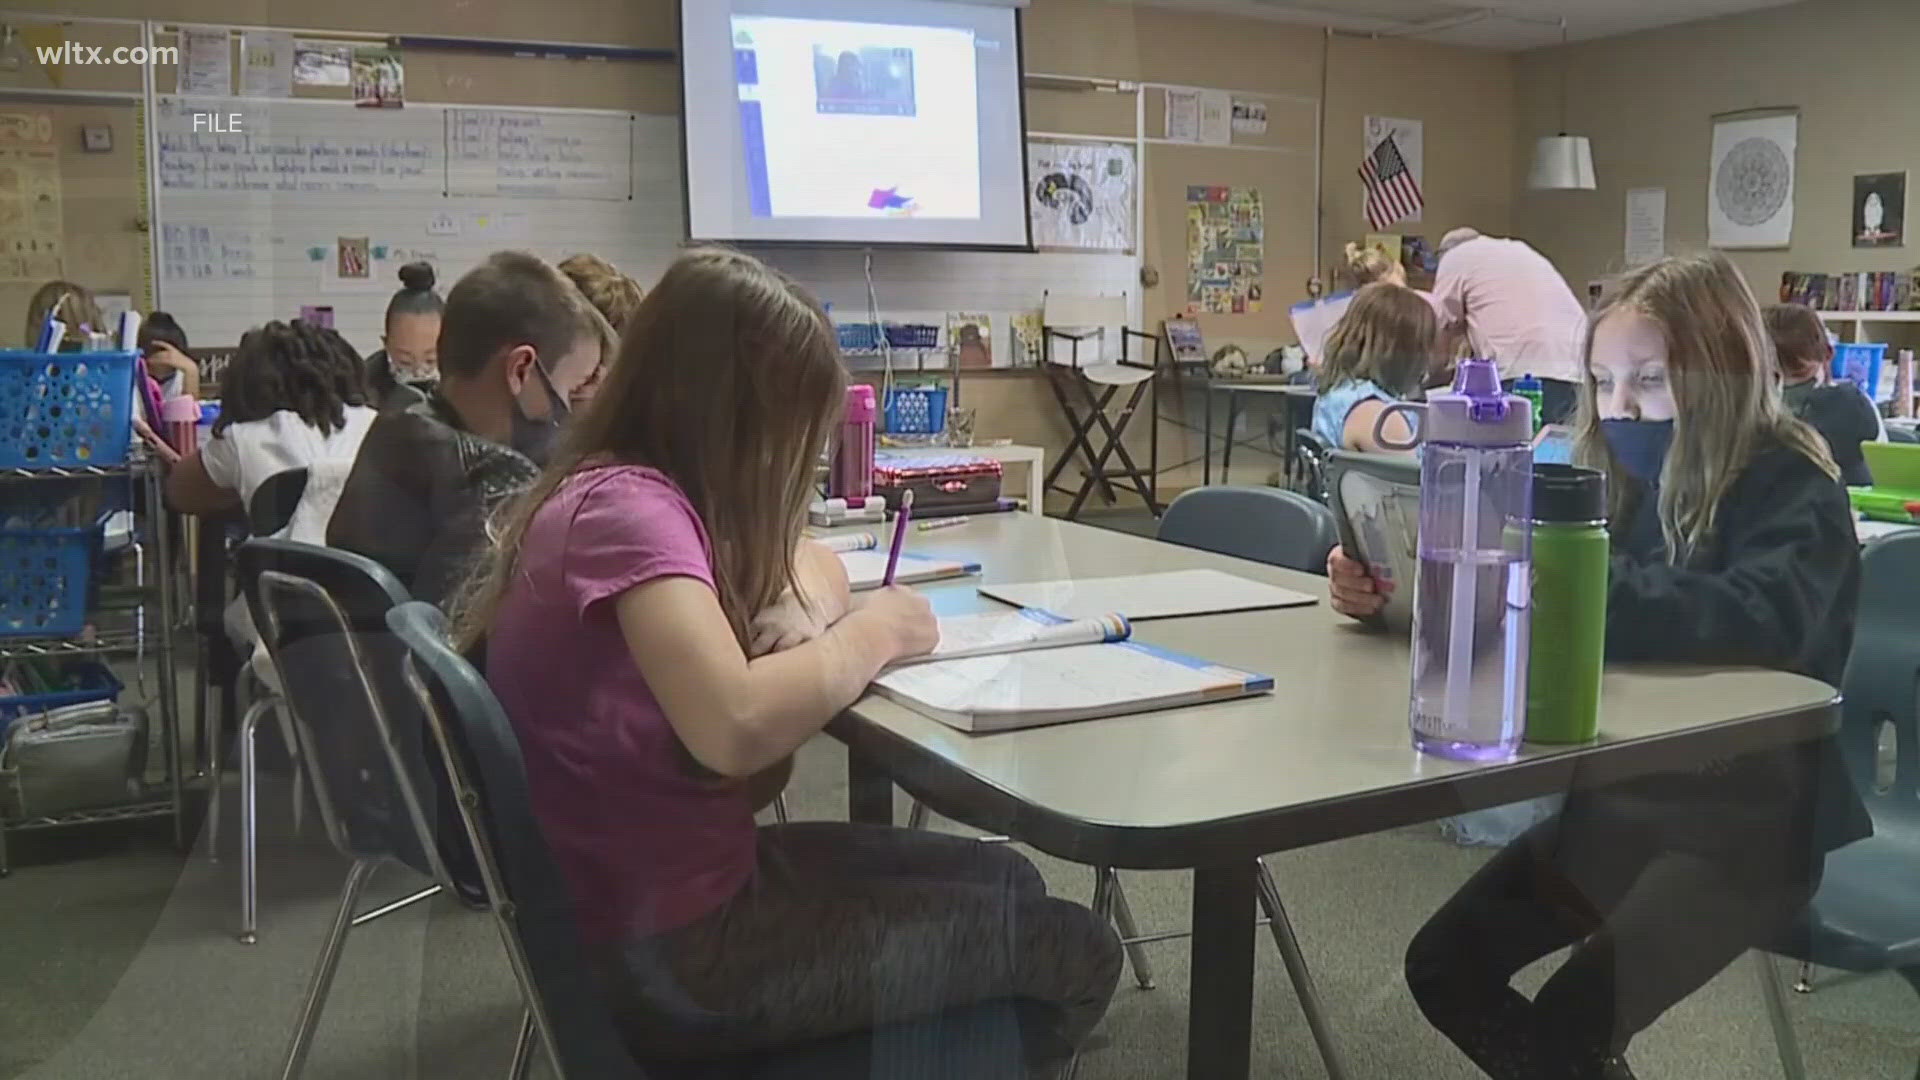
[13,0,1517,498]
[1513,0,1918,309]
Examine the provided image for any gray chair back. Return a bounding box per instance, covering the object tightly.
[1158,485,1339,574]
[1888,426,1917,445]
[1841,532,1920,825]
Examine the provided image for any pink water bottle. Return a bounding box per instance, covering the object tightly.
[161,396,201,456]
[831,385,876,499]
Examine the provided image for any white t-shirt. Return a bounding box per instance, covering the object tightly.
[200,407,377,537]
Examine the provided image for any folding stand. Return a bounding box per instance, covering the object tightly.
[1041,293,1164,520]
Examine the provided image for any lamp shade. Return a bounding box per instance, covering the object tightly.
[1529,135,1596,190]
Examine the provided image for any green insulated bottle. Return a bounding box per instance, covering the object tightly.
[1526,464,1609,744]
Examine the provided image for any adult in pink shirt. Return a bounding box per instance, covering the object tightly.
[1433,228,1589,422]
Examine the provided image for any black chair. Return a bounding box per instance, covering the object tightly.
[1157,485,1339,576]
[235,540,448,1077]
[1767,531,1920,1080]
[1292,428,1334,504]
[386,601,1028,1080]
[248,467,310,538]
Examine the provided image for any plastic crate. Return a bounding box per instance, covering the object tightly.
[884,324,941,349]
[0,661,122,735]
[837,323,882,352]
[0,350,139,469]
[884,387,948,436]
[0,527,101,639]
[1832,342,1889,400]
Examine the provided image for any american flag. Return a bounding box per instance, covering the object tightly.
[1359,133,1424,231]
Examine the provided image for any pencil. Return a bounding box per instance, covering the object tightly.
[881,490,914,586]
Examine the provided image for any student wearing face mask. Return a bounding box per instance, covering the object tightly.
[1329,253,1869,1080]
[364,261,444,413]
[328,250,604,607]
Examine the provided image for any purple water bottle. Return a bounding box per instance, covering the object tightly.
[830,385,877,500]
[1375,360,1535,760]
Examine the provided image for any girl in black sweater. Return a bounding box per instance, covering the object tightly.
[1330,253,1871,1079]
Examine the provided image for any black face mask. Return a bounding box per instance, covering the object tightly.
[510,360,571,467]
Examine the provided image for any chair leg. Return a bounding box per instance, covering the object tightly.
[1255,859,1350,1080]
[1754,953,1808,1080]
[507,1007,537,1080]
[906,800,929,831]
[1065,869,1119,1080]
[1793,960,1815,994]
[280,858,377,1080]
[205,680,226,864]
[1104,868,1156,990]
[1043,369,1105,492]
[237,696,274,945]
[772,793,789,825]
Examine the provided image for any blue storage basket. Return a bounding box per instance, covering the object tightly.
[0,350,139,469]
[0,527,101,639]
[0,661,122,735]
[884,324,942,349]
[884,387,948,436]
[837,323,882,352]
[1832,342,1889,399]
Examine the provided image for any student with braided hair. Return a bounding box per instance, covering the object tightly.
[165,319,377,532]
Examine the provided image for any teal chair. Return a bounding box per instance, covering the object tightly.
[1769,531,1920,1079]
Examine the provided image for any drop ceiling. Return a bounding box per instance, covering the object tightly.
[1120,0,1804,50]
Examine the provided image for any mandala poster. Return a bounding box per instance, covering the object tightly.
[1709,111,1797,249]
[1028,141,1135,252]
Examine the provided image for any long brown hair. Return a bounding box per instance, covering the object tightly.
[1316,283,1437,397]
[25,281,103,346]
[456,247,846,650]
[1573,253,1837,562]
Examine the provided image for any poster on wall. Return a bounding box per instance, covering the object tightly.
[177,27,232,96]
[293,40,352,87]
[0,111,63,282]
[1708,110,1797,249]
[1852,171,1906,248]
[1362,116,1424,227]
[352,45,405,108]
[1027,141,1136,253]
[240,31,295,98]
[1625,187,1667,267]
[1186,185,1264,315]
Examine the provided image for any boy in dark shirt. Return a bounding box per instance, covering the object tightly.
[1765,303,1881,486]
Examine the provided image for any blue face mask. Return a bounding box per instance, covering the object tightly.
[1600,419,1675,486]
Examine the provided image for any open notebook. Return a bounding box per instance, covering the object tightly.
[873,609,1272,733]
[978,568,1315,621]
[829,533,982,591]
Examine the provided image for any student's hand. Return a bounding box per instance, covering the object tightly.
[144,342,201,397]
[859,585,939,661]
[1327,545,1390,619]
[749,590,833,657]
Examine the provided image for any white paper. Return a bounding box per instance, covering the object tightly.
[1231,98,1268,137]
[177,27,232,96]
[1027,140,1136,252]
[239,31,293,98]
[1624,187,1666,268]
[1710,112,1797,249]
[1198,90,1232,146]
[899,610,1118,664]
[979,568,1316,621]
[426,211,462,237]
[1165,89,1200,144]
[840,550,979,591]
[293,40,352,88]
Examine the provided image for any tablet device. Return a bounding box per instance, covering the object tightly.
[1325,451,1421,633]
[1532,424,1576,466]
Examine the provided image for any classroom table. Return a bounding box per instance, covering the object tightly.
[1202,380,1316,485]
[827,512,1842,1080]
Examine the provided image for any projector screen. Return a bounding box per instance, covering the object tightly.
[681,0,1032,250]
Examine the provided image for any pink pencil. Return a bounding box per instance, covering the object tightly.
[881,490,914,586]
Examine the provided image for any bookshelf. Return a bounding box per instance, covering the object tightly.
[1816,311,1920,327]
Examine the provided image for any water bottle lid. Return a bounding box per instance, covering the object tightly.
[1514,372,1542,391]
[1426,359,1533,446]
[1532,463,1607,523]
[845,384,877,422]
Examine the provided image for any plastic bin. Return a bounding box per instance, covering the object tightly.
[0,350,139,469]
[837,323,882,352]
[884,324,942,349]
[1832,342,1889,400]
[0,527,101,639]
[0,661,122,736]
[884,387,948,436]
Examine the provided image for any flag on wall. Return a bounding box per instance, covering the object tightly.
[1360,133,1424,231]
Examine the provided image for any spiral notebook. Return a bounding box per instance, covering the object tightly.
[873,609,1272,732]
[832,535,982,591]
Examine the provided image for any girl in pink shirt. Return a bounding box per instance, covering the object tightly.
[464,248,1119,1075]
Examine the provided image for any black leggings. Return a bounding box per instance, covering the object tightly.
[593,822,1122,1074]
[1405,817,1814,1079]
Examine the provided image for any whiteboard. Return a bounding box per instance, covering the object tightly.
[153,95,1137,359]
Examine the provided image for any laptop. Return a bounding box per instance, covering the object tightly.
[1326,451,1421,633]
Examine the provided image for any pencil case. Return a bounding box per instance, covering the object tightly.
[873,455,1002,512]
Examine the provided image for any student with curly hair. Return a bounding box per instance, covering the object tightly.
[165,319,376,530]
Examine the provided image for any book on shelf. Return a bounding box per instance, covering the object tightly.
[872,608,1272,732]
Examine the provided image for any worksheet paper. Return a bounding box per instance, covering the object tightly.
[840,549,980,591]
[1165,89,1200,143]
[896,609,1125,665]
[979,568,1315,621]
[178,27,233,96]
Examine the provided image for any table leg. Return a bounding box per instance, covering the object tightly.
[847,745,893,826]
[1222,391,1241,485]
[1203,386,1214,487]
[1187,861,1256,1079]
[1027,453,1045,515]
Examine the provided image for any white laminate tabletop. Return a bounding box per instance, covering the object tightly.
[830,512,1839,866]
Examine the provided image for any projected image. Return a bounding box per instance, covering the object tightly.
[730,15,980,221]
[812,46,917,117]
